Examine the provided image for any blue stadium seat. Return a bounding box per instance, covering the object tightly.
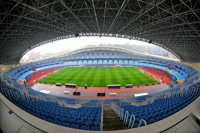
[61,122,70,127]
[70,124,80,129]
[93,121,101,126]
[1,50,200,131]
[91,126,100,131]
[80,125,90,130]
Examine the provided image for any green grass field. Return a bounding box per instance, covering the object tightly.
[38,66,158,87]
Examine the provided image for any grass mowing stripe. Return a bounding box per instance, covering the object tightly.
[58,68,81,84]
[108,67,116,84]
[117,67,134,85]
[91,67,100,87]
[125,67,146,85]
[85,67,97,86]
[74,67,87,85]
[124,67,141,86]
[96,67,103,87]
[99,67,106,87]
[72,67,89,86]
[68,67,88,85]
[110,67,120,84]
[125,67,145,85]
[79,67,92,86]
[104,67,112,85]
[114,68,125,86]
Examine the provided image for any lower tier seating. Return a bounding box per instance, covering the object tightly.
[120,92,200,128]
[11,100,102,131]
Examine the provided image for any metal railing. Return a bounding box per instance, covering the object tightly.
[100,103,104,131]
[120,108,124,120]
[138,119,147,127]
[112,104,147,128]
[123,111,129,125]
[128,114,136,128]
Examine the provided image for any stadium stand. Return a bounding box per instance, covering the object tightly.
[113,83,200,128]
[1,48,199,131]
[1,1,200,132]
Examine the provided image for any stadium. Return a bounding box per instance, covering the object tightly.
[0,1,200,133]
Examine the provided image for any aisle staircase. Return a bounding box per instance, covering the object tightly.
[103,105,128,131]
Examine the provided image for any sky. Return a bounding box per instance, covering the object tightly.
[25,37,152,54]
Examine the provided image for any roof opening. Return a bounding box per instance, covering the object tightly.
[20,36,179,63]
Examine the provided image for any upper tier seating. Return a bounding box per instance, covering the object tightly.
[6,55,196,83]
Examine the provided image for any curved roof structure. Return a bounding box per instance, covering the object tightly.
[0,0,200,64]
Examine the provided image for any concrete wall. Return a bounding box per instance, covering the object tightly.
[0,98,44,133]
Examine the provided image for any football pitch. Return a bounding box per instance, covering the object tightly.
[38,66,159,87]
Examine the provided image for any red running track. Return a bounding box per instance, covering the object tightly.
[26,66,170,99]
[31,83,168,99]
[137,66,172,84]
[26,67,63,86]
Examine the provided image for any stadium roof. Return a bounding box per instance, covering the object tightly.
[0,0,200,64]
